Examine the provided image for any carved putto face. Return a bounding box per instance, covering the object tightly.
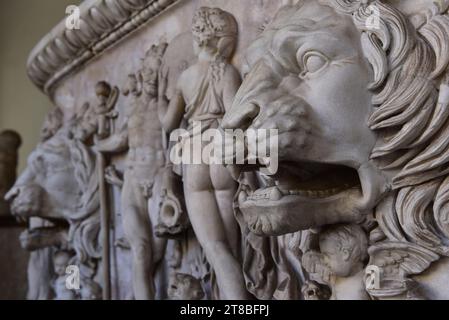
[223,1,387,236]
[53,251,71,277]
[319,224,368,278]
[95,81,112,113]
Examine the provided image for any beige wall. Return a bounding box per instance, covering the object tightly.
[0,0,76,172]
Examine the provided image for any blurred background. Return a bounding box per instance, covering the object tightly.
[0,0,76,299]
[0,0,75,172]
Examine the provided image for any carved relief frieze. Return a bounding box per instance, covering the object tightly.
[10,0,449,300]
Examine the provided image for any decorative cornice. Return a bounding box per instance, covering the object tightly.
[27,0,179,95]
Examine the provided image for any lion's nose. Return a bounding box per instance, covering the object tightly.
[222,102,260,130]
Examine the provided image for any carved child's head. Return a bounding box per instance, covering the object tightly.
[191,7,237,60]
[95,81,112,109]
[319,224,368,278]
[53,250,72,277]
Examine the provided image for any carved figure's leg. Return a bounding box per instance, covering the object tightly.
[149,208,167,268]
[121,169,154,300]
[210,164,240,260]
[183,164,248,300]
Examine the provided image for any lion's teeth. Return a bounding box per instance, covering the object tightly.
[287,187,344,198]
[246,185,347,201]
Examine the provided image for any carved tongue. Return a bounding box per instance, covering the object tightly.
[247,186,284,201]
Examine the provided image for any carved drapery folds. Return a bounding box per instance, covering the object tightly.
[11,0,449,300]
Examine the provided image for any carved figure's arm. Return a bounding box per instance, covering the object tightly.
[160,91,186,133]
[158,67,186,133]
[105,165,124,187]
[95,129,129,154]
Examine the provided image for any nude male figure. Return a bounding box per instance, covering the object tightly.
[96,44,168,299]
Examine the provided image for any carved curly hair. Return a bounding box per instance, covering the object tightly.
[321,0,449,259]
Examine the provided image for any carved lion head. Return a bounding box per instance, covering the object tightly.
[222,0,449,260]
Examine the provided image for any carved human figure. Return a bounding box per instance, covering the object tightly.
[76,82,119,142]
[96,45,168,300]
[158,7,247,299]
[52,250,76,300]
[303,224,370,300]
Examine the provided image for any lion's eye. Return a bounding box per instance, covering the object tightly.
[299,51,329,78]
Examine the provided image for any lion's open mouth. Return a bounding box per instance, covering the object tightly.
[244,162,361,201]
[235,161,376,236]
